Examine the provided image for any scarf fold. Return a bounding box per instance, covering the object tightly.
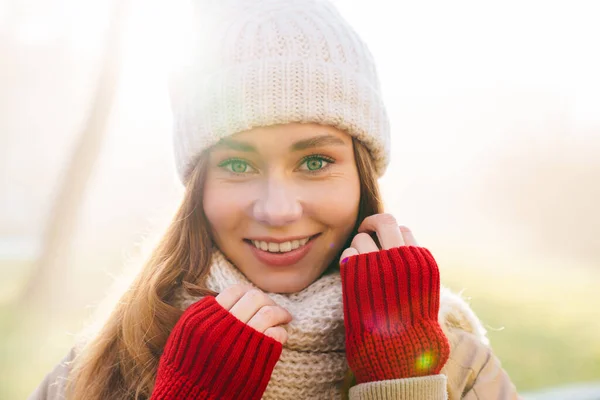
[172,249,488,399]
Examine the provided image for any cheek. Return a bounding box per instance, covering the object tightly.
[203,181,249,234]
[303,177,360,228]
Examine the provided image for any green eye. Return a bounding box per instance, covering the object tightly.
[230,160,248,173]
[306,158,323,171]
[300,155,334,172]
[218,159,252,174]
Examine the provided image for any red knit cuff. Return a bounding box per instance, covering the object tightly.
[341,246,450,383]
[342,246,441,330]
[152,296,282,400]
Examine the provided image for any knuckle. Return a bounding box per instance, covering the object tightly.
[246,289,269,304]
[277,328,289,341]
[340,248,353,257]
[265,327,288,344]
[264,327,274,337]
[378,213,398,225]
[353,232,371,241]
[247,288,262,299]
[282,307,293,321]
[351,232,371,245]
[226,284,250,298]
[257,305,275,322]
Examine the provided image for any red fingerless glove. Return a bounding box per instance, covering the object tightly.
[341,246,450,384]
[151,296,282,400]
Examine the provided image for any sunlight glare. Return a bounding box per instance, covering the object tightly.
[116,0,198,145]
[123,0,197,77]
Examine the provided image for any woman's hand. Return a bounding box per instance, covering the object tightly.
[338,213,450,384]
[339,213,417,262]
[151,286,290,400]
[216,284,292,344]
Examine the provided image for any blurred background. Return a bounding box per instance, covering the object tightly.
[1,0,599,398]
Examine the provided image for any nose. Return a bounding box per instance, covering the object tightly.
[252,176,302,227]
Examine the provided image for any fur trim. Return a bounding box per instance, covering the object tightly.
[438,286,489,346]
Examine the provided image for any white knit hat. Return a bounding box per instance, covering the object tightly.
[169,0,391,183]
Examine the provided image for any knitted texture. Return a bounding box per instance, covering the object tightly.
[152,296,282,399]
[171,248,484,399]
[173,250,347,399]
[169,0,390,183]
[349,375,448,400]
[341,246,451,384]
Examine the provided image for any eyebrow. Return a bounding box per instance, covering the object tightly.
[290,134,346,151]
[216,138,257,152]
[216,134,346,153]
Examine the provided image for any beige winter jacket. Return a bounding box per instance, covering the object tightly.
[29,325,518,400]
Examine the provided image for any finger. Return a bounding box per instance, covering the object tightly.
[247,305,293,333]
[350,232,379,254]
[215,284,253,310]
[399,225,418,246]
[263,326,288,345]
[339,247,359,265]
[358,213,405,249]
[229,289,276,323]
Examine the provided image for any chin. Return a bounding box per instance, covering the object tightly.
[251,273,315,294]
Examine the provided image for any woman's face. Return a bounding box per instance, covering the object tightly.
[203,123,360,293]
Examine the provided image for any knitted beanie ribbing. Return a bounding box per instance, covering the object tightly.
[169,0,391,184]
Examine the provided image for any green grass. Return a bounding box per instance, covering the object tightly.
[441,256,600,392]
[0,304,88,400]
[1,256,599,398]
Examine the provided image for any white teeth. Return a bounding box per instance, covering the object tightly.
[279,241,292,252]
[250,237,312,253]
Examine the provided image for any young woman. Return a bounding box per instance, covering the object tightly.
[30,0,519,399]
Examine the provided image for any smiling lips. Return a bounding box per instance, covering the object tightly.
[250,237,310,253]
[245,234,320,266]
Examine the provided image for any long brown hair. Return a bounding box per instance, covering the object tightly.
[66,138,384,399]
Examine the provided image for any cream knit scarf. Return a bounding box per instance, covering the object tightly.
[173,249,489,400]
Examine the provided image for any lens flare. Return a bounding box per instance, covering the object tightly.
[415,350,437,374]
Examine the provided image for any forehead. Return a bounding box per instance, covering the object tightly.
[212,123,353,154]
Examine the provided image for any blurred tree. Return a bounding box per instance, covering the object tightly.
[18,0,130,310]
